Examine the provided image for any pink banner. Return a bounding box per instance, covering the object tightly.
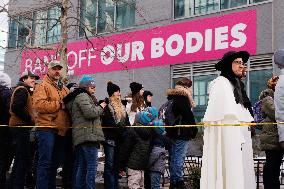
[21,10,257,76]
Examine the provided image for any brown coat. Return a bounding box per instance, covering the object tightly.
[33,75,70,136]
[9,86,34,126]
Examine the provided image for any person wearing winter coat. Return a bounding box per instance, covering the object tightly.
[274,49,284,148]
[0,72,13,189]
[33,61,71,189]
[166,77,197,189]
[64,75,106,189]
[101,81,130,189]
[145,116,170,189]
[259,86,283,189]
[8,70,39,189]
[119,107,159,189]
[126,82,146,125]
[200,51,255,189]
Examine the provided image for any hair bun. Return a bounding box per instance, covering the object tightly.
[107,81,113,85]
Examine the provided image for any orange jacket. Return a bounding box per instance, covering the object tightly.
[33,75,70,136]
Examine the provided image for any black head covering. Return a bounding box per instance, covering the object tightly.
[130,82,143,95]
[143,90,153,107]
[216,51,253,116]
[107,81,120,97]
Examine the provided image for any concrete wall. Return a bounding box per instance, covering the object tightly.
[273,0,284,50]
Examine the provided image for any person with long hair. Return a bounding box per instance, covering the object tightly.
[200,51,256,189]
[102,81,130,189]
[126,82,145,125]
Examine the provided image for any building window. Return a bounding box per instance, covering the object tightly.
[174,0,193,18]
[33,7,61,45]
[8,19,17,48]
[249,69,272,104]
[17,16,33,48]
[174,0,270,18]
[47,7,61,44]
[193,74,217,122]
[8,15,33,49]
[79,0,136,36]
[116,0,136,29]
[195,0,219,14]
[33,11,47,45]
[220,0,247,9]
[98,0,115,33]
[79,0,97,37]
[250,0,267,3]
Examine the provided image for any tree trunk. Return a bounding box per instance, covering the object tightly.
[60,0,68,84]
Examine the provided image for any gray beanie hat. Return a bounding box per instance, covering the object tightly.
[0,72,12,88]
[274,49,284,68]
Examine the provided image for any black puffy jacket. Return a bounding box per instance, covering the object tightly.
[166,88,197,140]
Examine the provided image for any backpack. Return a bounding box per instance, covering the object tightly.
[253,100,264,123]
[158,100,181,126]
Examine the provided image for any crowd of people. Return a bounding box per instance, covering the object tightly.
[1,49,284,189]
[0,60,197,189]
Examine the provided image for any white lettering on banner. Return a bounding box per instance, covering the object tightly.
[23,21,251,74]
[117,43,130,63]
[215,26,229,50]
[151,38,164,59]
[166,34,184,57]
[101,45,115,65]
[34,58,44,73]
[131,41,145,61]
[205,29,213,51]
[67,51,78,70]
[186,32,203,54]
[231,23,247,48]
[79,49,87,68]
[88,48,97,66]
[25,59,33,72]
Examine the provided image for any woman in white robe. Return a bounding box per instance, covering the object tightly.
[200,51,256,189]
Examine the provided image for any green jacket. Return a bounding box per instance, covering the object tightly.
[260,96,281,150]
[64,88,104,146]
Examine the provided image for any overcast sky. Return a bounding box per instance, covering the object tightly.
[0,0,9,58]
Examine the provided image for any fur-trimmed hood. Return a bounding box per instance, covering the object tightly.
[167,88,189,97]
[167,85,196,108]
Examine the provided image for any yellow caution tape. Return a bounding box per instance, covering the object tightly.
[0,122,283,128]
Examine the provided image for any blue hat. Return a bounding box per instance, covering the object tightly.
[144,107,158,120]
[135,111,152,125]
[79,75,96,88]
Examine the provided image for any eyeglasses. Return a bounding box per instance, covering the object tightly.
[233,60,246,66]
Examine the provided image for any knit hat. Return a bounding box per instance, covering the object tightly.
[143,90,153,100]
[274,49,284,69]
[144,107,158,120]
[79,75,96,88]
[107,81,120,97]
[0,72,11,88]
[130,82,143,95]
[135,107,158,126]
[135,111,153,126]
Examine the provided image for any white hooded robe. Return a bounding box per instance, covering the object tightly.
[200,76,256,189]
